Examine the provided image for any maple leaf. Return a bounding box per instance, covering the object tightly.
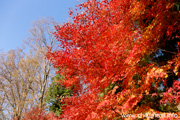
[48,0,180,119]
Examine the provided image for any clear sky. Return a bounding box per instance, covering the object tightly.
[0,0,85,52]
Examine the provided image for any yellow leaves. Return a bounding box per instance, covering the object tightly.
[174,66,179,76]
[145,67,166,88]
[146,22,156,32]
[165,74,168,78]
[147,67,166,79]
[130,1,145,20]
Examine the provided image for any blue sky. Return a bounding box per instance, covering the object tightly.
[0,0,85,52]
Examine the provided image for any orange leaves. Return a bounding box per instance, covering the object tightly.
[22,107,58,120]
[131,1,145,20]
[146,67,166,81]
[134,105,154,114]
[48,0,180,119]
[97,100,110,110]
[112,86,119,94]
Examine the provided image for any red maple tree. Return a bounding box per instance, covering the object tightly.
[15,107,58,120]
[48,0,180,119]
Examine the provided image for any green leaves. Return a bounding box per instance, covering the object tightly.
[45,75,73,115]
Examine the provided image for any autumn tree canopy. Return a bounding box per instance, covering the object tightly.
[48,0,180,119]
[25,17,59,109]
[0,18,58,120]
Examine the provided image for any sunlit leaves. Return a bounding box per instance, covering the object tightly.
[48,0,180,119]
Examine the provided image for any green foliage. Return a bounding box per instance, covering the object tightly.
[45,75,73,115]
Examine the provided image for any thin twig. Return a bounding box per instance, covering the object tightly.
[157,47,178,54]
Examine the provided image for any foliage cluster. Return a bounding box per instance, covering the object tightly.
[45,75,73,116]
[48,0,180,119]
[2,0,180,119]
